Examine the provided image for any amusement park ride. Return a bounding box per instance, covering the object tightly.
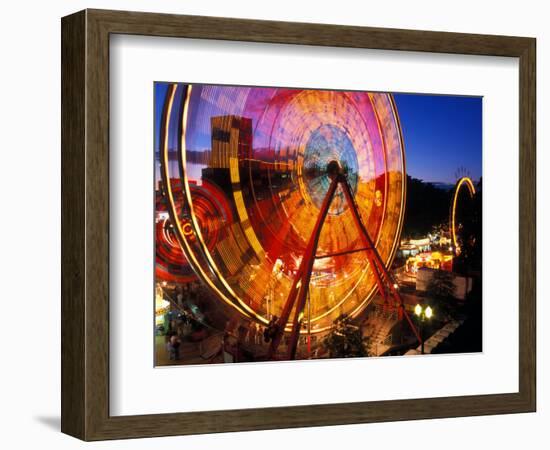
[158,83,424,361]
[450,176,476,256]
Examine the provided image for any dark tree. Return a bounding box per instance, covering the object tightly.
[322,315,371,358]
[426,270,456,321]
[402,176,452,239]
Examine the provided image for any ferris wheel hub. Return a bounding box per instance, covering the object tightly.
[326,159,344,180]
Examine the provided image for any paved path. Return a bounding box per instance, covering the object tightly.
[155,335,274,365]
[155,335,218,366]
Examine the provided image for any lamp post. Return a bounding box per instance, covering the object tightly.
[414,304,433,354]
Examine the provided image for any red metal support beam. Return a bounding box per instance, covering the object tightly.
[266,176,340,360]
[286,177,341,359]
[340,180,422,344]
[267,166,421,360]
[316,247,370,259]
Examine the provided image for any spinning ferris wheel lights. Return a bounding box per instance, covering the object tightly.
[159,83,411,356]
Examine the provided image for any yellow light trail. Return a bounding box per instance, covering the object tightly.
[451,176,476,254]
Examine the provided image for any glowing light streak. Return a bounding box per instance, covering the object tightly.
[451,176,476,253]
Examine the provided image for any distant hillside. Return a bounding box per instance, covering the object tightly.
[402,176,452,239]
[429,182,455,191]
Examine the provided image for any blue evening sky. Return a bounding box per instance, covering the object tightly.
[154,82,169,150]
[393,93,482,184]
[154,84,482,184]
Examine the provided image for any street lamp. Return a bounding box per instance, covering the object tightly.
[414,304,434,354]
[424,306,433,319]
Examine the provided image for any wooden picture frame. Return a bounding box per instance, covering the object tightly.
[61,9,536,441]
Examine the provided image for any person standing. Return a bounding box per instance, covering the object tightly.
[176,286,184,307]
[169,333,181,361]
[248,322,256,345]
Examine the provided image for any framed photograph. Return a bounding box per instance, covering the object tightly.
[61,9,536,440]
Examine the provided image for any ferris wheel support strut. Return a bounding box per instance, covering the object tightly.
[266,173,421,361]
[266,176,340,360]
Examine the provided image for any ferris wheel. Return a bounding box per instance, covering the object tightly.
[159,83,420,359]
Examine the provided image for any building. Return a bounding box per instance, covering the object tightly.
[397,237,431,258]
[406,251,453,274]
[209,115,253,169]
[416,267,473,300]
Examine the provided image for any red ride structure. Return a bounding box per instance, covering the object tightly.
[267,161,421,360]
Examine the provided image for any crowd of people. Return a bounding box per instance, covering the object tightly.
[159,282,323,363]
[160,283,210,361]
